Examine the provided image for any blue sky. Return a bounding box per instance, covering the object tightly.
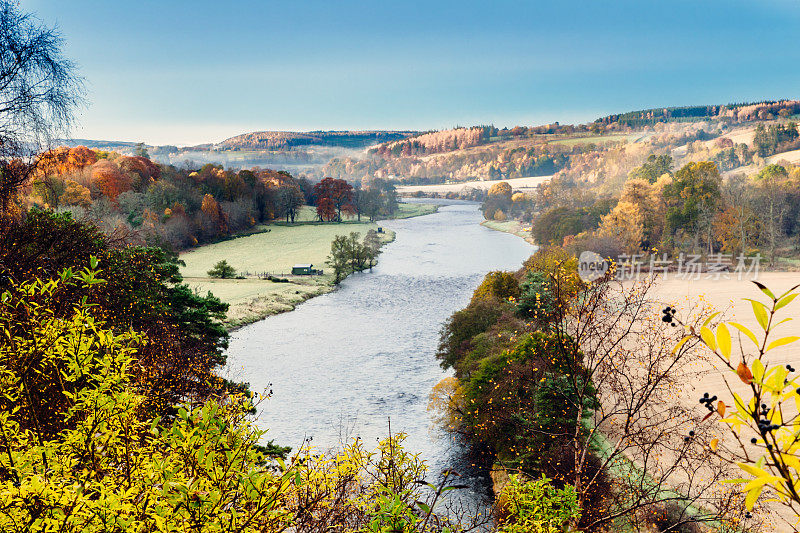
[25,0,800,146]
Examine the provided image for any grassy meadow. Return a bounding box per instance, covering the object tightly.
[181,220,394,328]
[390,202,439,218]
[181,221,388,278]
[179,202,439,328]
[547,132,643,147]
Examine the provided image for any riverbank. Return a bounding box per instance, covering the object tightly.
[181,203,437,329]
[396,175,551,196]
[480,219,537,246]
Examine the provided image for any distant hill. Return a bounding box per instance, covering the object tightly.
[62,138,142,149]
[213,130,417,151]
[57,131,418,174]
[57,100,799,179]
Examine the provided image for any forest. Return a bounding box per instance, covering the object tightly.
[482,151,800,266]
[23,146,401,252]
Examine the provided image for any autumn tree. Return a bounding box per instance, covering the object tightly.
[663,161,723,253]
[754,164,790,265]
[472,271,520,302]
[488,181,513,199]
[58,179,91,207]
[200,192,228,234]
[482,181,514,220]
[118,155,159,189]
[314,177,354,222]
[316,196,336,222]
[90,159,133,200]
[597,201,645,253]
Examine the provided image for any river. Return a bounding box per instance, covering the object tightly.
[222,200,534,510]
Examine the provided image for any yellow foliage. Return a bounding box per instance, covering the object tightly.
[511,192,527,203]
[58,180,91,207]
[472,270,520,302]
[488,181,513,198]
[597,200,645,253]
[0,264,449,532]
[688,283,800,516]
[428,376,466,430]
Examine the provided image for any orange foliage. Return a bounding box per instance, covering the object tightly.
[118,155,160,181]
[36,146,98,177]
[90,159,132,200]
[257,169,292,187]
[201,193,228,232]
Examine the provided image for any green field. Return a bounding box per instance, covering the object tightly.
[390,202,438,219]
[181,221,387,278]
[180,220,394,328]
[547,133,641,147]
[179,201,436,328]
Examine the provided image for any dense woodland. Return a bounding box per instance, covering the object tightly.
[215,130,415,151]
[598,100,800,127]
[481,152,800,265]
[22,146,401,252]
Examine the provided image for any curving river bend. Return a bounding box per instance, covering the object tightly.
[223,200,534,507]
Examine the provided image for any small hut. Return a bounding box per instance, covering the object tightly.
[291,263,313,275]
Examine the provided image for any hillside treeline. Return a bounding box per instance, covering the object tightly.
[597,99,800,127]
[27,146,333,249]
[486,152,800,265]
[214,130,415,151]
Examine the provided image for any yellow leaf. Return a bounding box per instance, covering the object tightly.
[775,293,798,311]
[745,486,760,510]
[738,462,770,478]
[703,311,721,327]
[752,359,765,383]
[700,326,716,351]
[766,336,800,352]
[710,438,719,451]
[729,322,759,348]
[672,336,690,355]
[717,323,731,360]
[746,299,769,330]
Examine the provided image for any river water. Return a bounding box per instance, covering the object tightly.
[223,200,534,508]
